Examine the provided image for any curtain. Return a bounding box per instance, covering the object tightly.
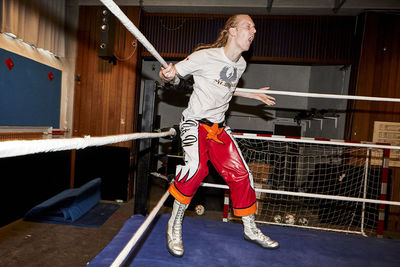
[1,0,65,57]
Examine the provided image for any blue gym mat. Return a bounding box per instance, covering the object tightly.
[23,178,119,227]
[88,214,400,266]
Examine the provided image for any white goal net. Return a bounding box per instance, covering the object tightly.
[230,134,398,237]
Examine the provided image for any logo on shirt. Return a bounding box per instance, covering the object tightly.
[215,65,237,89]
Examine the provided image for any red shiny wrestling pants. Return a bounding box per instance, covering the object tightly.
[168,119,257,217]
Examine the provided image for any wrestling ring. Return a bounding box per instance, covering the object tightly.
[1,0,400,266]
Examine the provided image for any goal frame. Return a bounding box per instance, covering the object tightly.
[221,132,396,237]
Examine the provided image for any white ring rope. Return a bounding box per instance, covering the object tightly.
[99,0,168,68]
[236,88,400,102]
[110,189,170,267]
[0,128,175,159]
[150,172,400,207]
[98,0,181,84]
[233,134,400,151]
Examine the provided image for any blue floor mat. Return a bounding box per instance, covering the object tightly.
[88,214,400,266]
[23,178,119,227]
[24,202,120,228]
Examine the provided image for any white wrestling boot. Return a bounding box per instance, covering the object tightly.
[166,199,188,257]
[242,214,280,249]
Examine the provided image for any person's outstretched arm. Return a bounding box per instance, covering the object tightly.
[234,87,276,106]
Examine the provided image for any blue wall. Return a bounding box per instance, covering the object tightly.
[0,48,61,128]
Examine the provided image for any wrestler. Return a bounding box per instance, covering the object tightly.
[160,14,279,257]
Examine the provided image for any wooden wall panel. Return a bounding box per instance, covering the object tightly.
[350,12,400,233]
[350,12,400,142]
[73,6,141,145]
[73,6,141,199]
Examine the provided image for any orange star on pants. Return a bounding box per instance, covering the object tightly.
[202,123,224,144]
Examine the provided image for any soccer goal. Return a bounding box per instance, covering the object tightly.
[224,132,400,237]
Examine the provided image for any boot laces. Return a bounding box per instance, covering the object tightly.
[172,205,185,238]
[252,227,271,242]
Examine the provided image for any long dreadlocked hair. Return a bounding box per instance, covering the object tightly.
[194,14,242,52]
